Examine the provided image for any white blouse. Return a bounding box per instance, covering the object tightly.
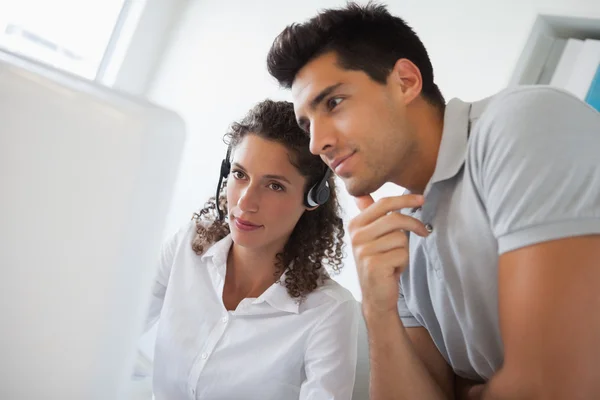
[145,221,359,400]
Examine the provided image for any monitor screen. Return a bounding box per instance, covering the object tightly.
[0,51,186,400]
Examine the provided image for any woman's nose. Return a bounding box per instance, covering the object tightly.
[237,185,259,213]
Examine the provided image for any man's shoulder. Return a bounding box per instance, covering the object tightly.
[466,85,597,156]
[478,85,591,123]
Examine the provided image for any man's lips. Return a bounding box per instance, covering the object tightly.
[330,152,355,174]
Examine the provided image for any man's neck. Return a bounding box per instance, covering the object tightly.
[394,99,445,194]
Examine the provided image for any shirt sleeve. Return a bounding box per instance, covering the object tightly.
[142,224,185,333]
[470,87,600,255]
[133,227,181,378]
[299,299,359,400]
[398,285,422,328]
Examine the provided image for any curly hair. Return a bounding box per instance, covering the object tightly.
[267,2,445,109]
[191,100,345,299]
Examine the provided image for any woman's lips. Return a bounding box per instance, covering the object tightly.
[233,217,263,232]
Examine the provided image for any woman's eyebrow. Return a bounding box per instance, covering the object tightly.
[263,174,291,184]
[231,162,247,171]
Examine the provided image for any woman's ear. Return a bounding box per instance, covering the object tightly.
[305,205,319,212]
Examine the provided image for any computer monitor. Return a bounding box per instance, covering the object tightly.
[0,51,185,400]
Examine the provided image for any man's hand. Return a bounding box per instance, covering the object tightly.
[350,194,429,317]
[351,195,454,400]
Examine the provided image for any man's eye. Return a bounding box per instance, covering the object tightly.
[327,97,343,110]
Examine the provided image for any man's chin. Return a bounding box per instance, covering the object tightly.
[342,175,383,197]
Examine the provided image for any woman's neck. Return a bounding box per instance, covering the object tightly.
[222,241,286,310]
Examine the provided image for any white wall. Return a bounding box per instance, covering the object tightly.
[111,0,189,96]
[147,0,600,300]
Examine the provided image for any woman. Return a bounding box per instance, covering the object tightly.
[144,100,358,399]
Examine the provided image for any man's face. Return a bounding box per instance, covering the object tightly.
[291,52,416,196]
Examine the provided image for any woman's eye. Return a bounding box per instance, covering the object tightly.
[269,183,284,192]
[327,97,343,110]
[231,170,245,179]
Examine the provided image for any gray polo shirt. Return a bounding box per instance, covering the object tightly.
[399,86,600,381]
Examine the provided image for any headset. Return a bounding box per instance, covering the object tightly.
[215,145,332,220]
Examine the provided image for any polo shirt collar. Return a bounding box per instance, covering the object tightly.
[425,98,472,194]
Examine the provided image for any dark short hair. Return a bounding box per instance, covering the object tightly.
[267,2,445,109]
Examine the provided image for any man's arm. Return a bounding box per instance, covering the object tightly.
[469,87,600,399]
[366,312,455,400]
[483,235,600,399]
[351,195,455,400]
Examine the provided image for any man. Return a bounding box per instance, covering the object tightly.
[266,3,600,399]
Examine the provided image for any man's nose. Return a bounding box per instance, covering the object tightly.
[309,117,336,156]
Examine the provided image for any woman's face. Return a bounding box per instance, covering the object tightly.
[226,134,314,251]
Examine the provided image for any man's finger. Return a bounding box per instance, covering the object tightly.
[356,230,408,256]
[354,195,425,226]
[355,212,429,241]
[354,194,375,212]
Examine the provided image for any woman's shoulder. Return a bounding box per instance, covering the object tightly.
[162,220,198,251]
[300,277,357,312]
[162,219,230,263]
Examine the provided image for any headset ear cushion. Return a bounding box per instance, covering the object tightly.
[220,159,230,177]
[216,158,231,221]
[306,180,331,207]
[316,182,330,204]
[306,186,319,207]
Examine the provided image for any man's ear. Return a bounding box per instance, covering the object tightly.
[389,58,423,105]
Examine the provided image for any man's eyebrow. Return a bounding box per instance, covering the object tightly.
[296,82,344,132]
[309,83,343,110]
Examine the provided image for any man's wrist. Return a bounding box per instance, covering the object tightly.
[362,302,400,326]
